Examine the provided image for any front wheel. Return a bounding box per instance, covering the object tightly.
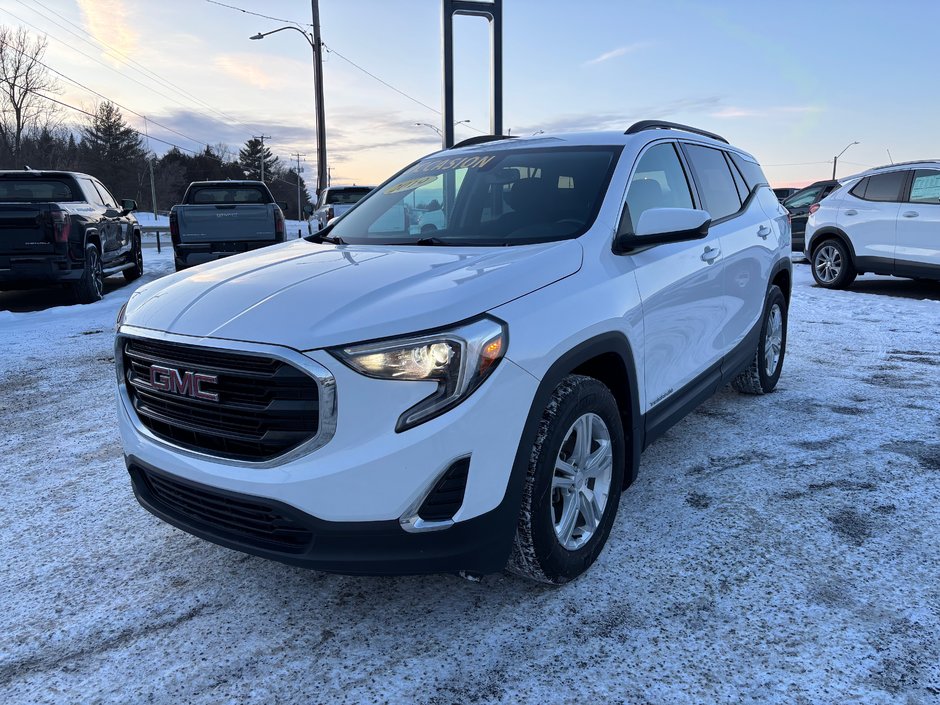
[732,284,787,395]
[508,375,625,584]
[812,238,856,289]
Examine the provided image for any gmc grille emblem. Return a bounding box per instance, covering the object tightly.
[148,364,219,402]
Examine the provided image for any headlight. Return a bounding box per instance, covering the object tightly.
[331,317,507,431]
[115,302,127,332]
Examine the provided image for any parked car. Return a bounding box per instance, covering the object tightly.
[0,170,142,303]
[783,180,840,253]
[773,187,799,202]
[116,121,791,584]
[308,185,373,232]
[170,180,286,271]
[805,161,940,288]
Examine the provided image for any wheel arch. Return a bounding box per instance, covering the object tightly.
[807,226,857,266]
[769,257,793,304]
[83,227,101,252]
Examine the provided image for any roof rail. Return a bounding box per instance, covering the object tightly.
[450,134,516,150]
[865,159,940,172]
[625,120,728,145]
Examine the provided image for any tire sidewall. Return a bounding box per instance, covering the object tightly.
[812,238,851,288]
[77,243,103,303]
[756,285,787,391]
[527,380,625,583]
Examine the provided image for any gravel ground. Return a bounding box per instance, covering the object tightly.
[1,250,939,704]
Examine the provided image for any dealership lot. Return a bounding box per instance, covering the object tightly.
[1,251,939,704]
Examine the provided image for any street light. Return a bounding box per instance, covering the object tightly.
[414,120,470,138]
[250,12,327,197]
[832,141,860,180]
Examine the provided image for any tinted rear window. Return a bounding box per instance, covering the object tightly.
[325,188,371,205]
[0,178,78,202]
[188,186,269,204]
[729,153,769,191]
[851,171,907,202]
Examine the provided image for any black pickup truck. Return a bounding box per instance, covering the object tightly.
[0,170,143,303]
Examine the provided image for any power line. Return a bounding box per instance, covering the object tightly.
[203,0,310,27]
[21,0,263,135]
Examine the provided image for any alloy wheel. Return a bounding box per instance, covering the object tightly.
[551,412,613,551]
[814,245,842,284]
[90,248,103,297]
[764,303,783,376]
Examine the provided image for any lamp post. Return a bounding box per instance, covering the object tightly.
[250,3,327,196]
[414,119,470,139]
[832,141,859,180]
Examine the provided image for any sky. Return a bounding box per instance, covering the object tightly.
[0,0,938,189]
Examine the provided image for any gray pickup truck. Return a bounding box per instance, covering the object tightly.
[170,180,286,271]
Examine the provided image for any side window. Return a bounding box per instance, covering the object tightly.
[908,170,940,204]
[78,178,103,205]
[725,153,750,202]
[683,143,742,221]
[856,171,907,202]
[850,177,869,199]
[729,152,769,191]
[93,180,116,208]
[623,142,694,233]
[784,186,824,209]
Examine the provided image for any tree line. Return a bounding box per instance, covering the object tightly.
[0,25,313,218]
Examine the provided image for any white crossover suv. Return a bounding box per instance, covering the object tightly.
[116,121,792,584]
[805,160,940,288]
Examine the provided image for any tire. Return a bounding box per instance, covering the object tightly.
[508,375,626,584]
[123,234,143,282]
[73,243,104,304]
[732,284,787,395]
[811,238,856,289]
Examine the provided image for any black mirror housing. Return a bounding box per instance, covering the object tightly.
[120,198,137,213]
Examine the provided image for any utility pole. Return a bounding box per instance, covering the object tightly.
[253,134,272,182]
[292,152,307,220]
[311,0,327,197]
[832,140,859,180]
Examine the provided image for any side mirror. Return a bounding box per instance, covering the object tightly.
[121,198,137,213]
[302,204,314,216]
[614,207,711,253]
[277,201,289,213]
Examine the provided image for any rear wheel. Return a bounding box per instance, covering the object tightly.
[123,234,143,282]
[73,243,104,303]
[732,285,787,395]
[508,375,625,584]
[812,238,856,289]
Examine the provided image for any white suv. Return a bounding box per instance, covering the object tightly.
[805,161,940,288]
[115,121,792,584]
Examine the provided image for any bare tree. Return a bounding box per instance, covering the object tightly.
[0,26,59,163]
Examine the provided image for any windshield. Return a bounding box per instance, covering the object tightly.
[0,178,78,202]
[325,188,371,205]
[324,146,621,246]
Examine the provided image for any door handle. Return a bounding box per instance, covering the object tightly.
[757,225,771,239]
[902,211,919,218]
[844,209,858,216]
[700,246,720,264]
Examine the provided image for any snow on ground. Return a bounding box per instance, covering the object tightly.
[1,257,939,704]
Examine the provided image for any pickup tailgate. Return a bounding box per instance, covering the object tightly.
[0,203,54,254]
[176,204,276,243]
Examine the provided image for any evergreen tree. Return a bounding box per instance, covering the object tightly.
[238,137,278,182]
[79,101,147,199]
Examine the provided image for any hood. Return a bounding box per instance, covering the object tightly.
[124,239,582,350]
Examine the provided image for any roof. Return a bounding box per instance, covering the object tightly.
[0,170,96,179]
[842,160,940,182]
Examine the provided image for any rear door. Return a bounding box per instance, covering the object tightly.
[682,143,772,355]
[838,170,907,267]
[895,168,940,273]
[627,141,726,411]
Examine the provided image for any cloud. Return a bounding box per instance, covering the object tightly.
[76,0,138,63]
[711,105,823,119]
[583,43,652,67]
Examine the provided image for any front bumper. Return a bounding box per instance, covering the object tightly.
[117,328,539,574]
[128,459,513,575]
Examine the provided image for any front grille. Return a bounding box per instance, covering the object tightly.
[122,337,319,462]
[417,458,470,522]
[135,466,313,551]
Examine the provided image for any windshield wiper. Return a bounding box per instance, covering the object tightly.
[311,233,345,245]
[414,236,449,246]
